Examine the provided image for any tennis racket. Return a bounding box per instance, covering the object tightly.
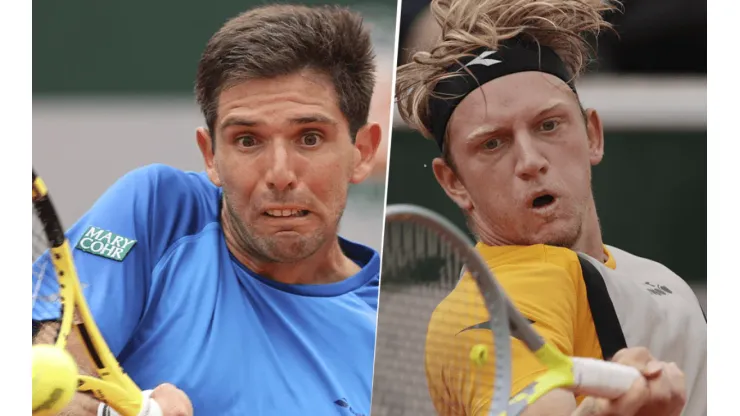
[371,204,640,416]
[32,169,161,416]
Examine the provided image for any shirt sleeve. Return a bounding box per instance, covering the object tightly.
[425,261,579,416]
[32,164,206,356]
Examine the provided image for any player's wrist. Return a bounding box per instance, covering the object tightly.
[97,390,162,416]
[571,397,604,416]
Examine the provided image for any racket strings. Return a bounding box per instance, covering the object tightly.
[373,221,499,416]
[382,221,465,289]
[32,206,62,345]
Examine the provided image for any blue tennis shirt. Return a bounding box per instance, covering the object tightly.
[32,164,380,416]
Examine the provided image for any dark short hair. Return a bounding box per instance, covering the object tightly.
[195,4,377,143]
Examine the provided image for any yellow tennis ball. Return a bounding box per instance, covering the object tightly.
[469,344,488,366]
[32,345,78,416]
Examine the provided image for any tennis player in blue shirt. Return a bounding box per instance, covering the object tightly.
[32,5,383,416]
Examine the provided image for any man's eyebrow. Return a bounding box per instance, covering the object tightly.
[289,115,338,125]
[219,114,338,130]
[220,117,258,130]
[465,125,505,143]
[533,101,568,119]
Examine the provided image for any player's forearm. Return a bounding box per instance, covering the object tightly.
[57,393,101,416]
[34,323,102,416]
[62,332,105,415]
[569,398,603,416]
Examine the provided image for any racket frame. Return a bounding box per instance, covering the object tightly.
[33,171,145,416]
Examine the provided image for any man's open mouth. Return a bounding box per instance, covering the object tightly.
[531,194,555,208]
[264,209,309,217]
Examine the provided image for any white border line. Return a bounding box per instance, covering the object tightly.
[3,0,29,410]
[707,0,731,412]
[368,0,404,409]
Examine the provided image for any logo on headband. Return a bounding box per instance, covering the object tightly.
[465,50,501,68]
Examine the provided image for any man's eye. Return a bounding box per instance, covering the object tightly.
[301,132,322,146]
[541,120,559,132]
[237,136,258,147]
[483,138,502,150]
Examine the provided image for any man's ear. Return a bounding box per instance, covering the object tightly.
[196,127,222,187]
[350,122,382,184]
[432,157,473,212]
[584,108,605,166]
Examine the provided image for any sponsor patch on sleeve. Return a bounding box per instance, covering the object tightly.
[75,226,137,261]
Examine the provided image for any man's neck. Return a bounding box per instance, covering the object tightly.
[570,199,607,263]
[474,199,607,263]
[222,212,361,285]
[230,239,360,285]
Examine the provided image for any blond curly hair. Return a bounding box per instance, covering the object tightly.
[396,0,620,142]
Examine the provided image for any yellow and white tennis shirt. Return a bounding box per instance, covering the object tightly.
[425,244,707,416]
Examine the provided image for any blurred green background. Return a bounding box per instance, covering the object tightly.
[33,0,397,252]
[33,0,397,95]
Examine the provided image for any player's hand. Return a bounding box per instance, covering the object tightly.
[149,383,193,416]
[97,383,193,416]
[572,347,686,416]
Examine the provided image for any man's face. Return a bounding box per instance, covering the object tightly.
[198,70,379,263]
[435,72,604,248]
